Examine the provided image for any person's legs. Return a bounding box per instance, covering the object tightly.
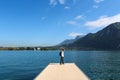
[61,57,64,64]
[60,57,62,64]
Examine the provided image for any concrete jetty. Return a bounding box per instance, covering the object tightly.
[34,63,90,80]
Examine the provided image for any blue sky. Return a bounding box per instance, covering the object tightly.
[0,0,120,47]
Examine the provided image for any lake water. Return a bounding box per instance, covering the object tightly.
[0,51,120,80]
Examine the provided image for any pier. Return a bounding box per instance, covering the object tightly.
[34,63,90,80]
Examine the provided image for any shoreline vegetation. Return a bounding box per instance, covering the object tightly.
[0,46,120,51]
[0,47,59,51]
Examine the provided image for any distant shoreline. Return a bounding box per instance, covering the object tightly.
[0,47,58,51]
[0,47,120,51]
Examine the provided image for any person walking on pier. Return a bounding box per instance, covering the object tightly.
[59,48,64,65]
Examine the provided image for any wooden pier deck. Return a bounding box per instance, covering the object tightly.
[34,63,90,80]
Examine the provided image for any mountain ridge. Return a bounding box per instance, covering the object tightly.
[58,35,84,46]
[60,22,120,50]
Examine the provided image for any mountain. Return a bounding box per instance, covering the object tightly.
[66,22,120,50]
[58,35,84,46]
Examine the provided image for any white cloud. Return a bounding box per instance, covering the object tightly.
[75,15,82,20]
[85,14,120,29]
[66,15,83,26]
[93,0,104,9]
[64,6,70,9]
[49,0,77,6]
[59,0,65,4]
[66,21,78,26]
[49,0,65,6]
[50,0,57,6]
[94,0,104,3]
[99,15,108,18]
[69,32,83,38]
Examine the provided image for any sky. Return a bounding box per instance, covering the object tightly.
[0,0,120,47]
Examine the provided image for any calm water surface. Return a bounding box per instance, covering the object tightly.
[0,51,120,80]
